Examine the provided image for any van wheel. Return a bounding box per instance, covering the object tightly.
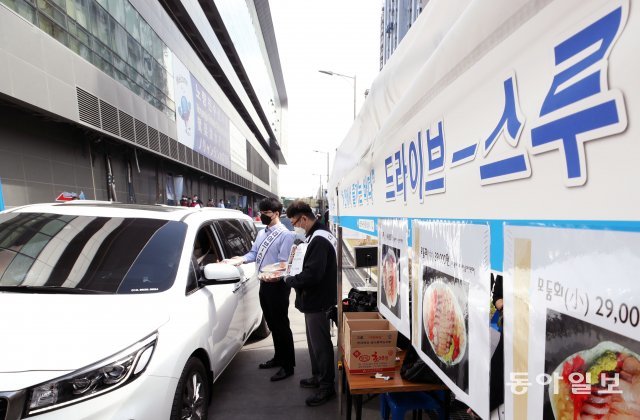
[250,315,271,340]
[170,357,210,420]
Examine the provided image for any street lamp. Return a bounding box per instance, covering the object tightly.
[318,70,356,120]
[313,149,330,187]
[312,173,324,216]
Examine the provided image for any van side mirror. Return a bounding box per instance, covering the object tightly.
[199,263,242,286]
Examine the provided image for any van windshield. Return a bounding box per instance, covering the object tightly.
[0,212,186,294]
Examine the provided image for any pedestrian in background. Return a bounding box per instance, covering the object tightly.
[283,200,337,406]
[218,199,225,208]
[223,197,297,382]
[190,195,203,208]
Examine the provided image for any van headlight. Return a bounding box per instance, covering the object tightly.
[25,333,157,416]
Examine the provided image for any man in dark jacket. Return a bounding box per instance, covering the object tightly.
[284,200,337,406]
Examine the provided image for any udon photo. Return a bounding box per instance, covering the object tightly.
[544,310,640,419]
[421,266,470,392]
[380,244,401,317]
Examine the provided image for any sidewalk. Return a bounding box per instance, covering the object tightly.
[208,289,384,419]
[207,240,470,419]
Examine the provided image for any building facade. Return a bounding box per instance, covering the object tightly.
[0,0,287,213]
[380,0,428,69]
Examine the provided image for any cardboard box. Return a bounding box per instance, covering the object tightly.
[341,312,383,342]
[343,319,398,374]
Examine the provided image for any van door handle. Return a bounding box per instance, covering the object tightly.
[232,284,242,293]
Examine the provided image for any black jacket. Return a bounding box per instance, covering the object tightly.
[286,222,337,313]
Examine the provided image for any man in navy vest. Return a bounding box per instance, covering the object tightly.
[283,200,338,406]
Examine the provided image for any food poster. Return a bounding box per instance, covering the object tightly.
[503,226,640,420]
[414,221,491,418]
[377,219,410,337]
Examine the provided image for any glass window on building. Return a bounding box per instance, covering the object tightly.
[2,0,174,119]
[1,0,37,23]
[73,0,91,32]
[64,0,75,20]
[48,0,64,10]
[89,0,109,44]
[126,32,142,74]
[162,45,172,71]
[122,0,138,40]
[142,50,154,81]
[91,36,109,60]
[68,34,91,61]
[109,16,127,60]
[106,0,124,25]
[138,18,152,53]
[36,0,67,27]
[38,12,67,44]
[151,33,163,64]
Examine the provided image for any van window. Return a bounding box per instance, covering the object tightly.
[214,219,252,257]
[242,220,257,242]
[0,212,187,294]
[192,224,222,268]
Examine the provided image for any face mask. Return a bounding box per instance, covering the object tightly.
[260,213,273,225]
[294,227,306,236]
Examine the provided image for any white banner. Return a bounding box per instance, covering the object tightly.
[503,225,640,420]
[230,122,247,170]
[377,219,410,337]
[414,221,491,418]
[333,0,634,222]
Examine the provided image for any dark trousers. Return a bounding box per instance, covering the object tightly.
[259,281,295,371]
[490,332,504,411]
[305,311,335,390]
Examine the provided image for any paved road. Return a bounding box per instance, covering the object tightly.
[208,287,385,419]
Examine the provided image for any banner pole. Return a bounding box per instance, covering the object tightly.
[336,225,343,415]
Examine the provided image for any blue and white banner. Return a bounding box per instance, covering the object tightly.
[173,56,231,168]
[331,1,638,418]
[333,0,634,264]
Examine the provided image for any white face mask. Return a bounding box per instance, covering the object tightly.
[294,227,305,236]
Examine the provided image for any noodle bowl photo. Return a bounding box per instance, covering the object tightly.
[382,249,399,307]
[423,279,467,366]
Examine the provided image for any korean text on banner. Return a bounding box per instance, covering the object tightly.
[503,226,640,420]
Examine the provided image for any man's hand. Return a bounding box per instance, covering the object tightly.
[258,272,284,282]
[222,256,244,266]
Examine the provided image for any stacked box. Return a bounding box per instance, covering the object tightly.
[341,312,383,344]
[343,319,398,374]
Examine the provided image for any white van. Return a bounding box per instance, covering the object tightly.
[0,202,268,419]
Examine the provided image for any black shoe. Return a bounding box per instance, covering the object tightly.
[305,388,336,407]
[299,377,320,388]
[259,359,280,369]
[270,367,294,382]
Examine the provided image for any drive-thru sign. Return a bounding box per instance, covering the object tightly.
[330,0,638,418]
